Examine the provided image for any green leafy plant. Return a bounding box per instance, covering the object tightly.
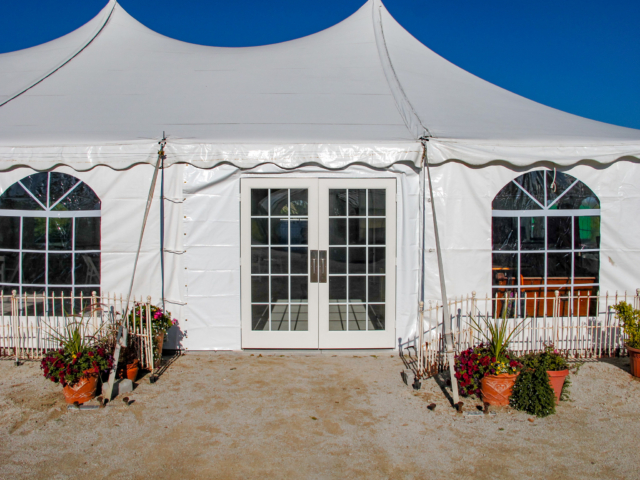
[470,300,528,364]
[510,360,556,417]
[613,302,640,349]
[510,345,569,417]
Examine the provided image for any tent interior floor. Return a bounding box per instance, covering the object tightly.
[0,353,638,478]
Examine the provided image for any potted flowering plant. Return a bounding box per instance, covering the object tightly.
[41,318,113,404]
[469,308,527,406]
[455,344,522,398]
[128,303,177,361]
[613,302,640,378]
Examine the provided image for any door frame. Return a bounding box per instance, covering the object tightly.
[240,176,397,349]
[240,178,319,349]
[318,178,396,349]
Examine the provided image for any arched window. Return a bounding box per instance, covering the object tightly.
[0,172,100,300]
[492,170,600,315]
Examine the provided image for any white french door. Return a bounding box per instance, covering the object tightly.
[241,178,396,349]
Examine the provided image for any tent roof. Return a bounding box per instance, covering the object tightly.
[0,0,638,170]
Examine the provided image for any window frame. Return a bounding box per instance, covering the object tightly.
[492,170,600,313]
[0,173,101,300]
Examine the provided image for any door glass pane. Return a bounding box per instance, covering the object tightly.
[251,189,269,216]
[368,190,385,216]
[329,276,346,303]
[349,304,366,331]
[368,276,385,302]
[251,219,268,245]
[348,218,366,245]
[270,219,288,245]
[252,304,269,331]
[291,305,308,331]
[347,190,367,216]
[327,188,388,331]
[290,190,308,216]
[368,248,385,274]
[290,248,308,274]
[368,219,385,245]
[348,276,366,302]
[290,219,308,245]
[251,276,269,303]
[250,188,309,332]
[271,304,289,331]
[271,247,288,274]
[368,305,385,330]
[348,247,366,274]
[291,278,308,303]
[329,219,346,245]
[329,247,346,274]
[251,248,269,274]
[270,189,288,216]
[329,190,347,216]
[329,305,347,331]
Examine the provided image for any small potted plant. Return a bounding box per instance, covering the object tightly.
[613,302,640,377]
[40,318,113,404]
[129,303,177,362]
[468,308,526,406]
[117,343,141,382]
[509,345,570,417]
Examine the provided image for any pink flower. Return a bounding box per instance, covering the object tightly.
[172,319,178,325]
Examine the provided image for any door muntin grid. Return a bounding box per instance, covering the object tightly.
[250,188,309,331]
[0,172,101,303]
[327,189,386,331]
[491,171,600,315]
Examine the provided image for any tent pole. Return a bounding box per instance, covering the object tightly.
[421,139,459,406]
[123,137,167,321]
[160,131,166,314]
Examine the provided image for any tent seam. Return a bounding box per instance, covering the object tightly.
[372,0,430,139]
[0,0,117,109]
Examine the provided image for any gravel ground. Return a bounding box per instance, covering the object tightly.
[0,351,638,479]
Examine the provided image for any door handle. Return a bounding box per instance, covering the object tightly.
[310,250,318,283]
[319,250,327,283]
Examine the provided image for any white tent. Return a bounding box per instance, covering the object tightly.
[0,0,639,351]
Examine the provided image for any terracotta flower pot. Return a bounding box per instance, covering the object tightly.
[626,344,640,378]
[547,369,569,404]
[481,373,518,406]
[117,358,140,382]
[155,333,165,358]
[62,371,99,405]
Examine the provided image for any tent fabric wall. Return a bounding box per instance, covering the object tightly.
[420,161,640,323]
[0,164,185,316]
[179,163,420,351]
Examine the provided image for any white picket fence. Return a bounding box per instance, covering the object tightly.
[0,291,156,370]
[415,290,637,378]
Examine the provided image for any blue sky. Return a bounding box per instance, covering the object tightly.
[1,0,638,130]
